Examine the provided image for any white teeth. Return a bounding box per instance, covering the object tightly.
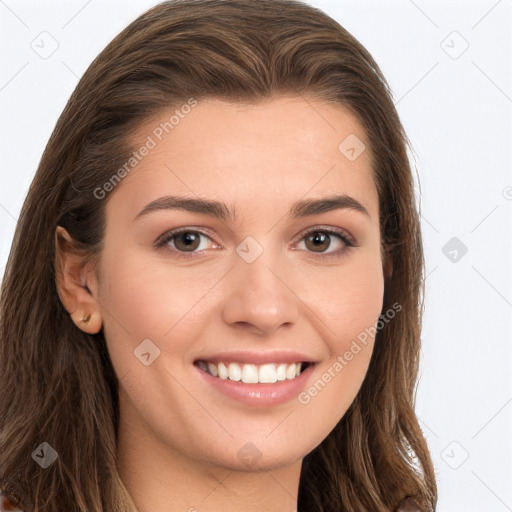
[241,364,259,383]
[286,363,298,380]
[259,363,277,383]
[199,361,307,383]
[218,362,228,380]
[276,363,287,381]
[228,362,242,381]
[207,362,218,377]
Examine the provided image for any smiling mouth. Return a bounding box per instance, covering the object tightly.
[195,360,312,384]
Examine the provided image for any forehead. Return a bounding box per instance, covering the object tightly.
[111,95,378,221]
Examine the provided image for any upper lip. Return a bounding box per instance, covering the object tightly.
[194,350,318,365]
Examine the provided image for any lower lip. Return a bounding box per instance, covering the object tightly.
[195,363,315,407]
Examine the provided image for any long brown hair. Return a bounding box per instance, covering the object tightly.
[0,0,437,510]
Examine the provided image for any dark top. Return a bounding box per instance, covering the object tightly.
[1,490,422,511]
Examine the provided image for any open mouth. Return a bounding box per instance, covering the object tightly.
[195,360,312,384]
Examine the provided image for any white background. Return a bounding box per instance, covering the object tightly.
[1,1,511,510]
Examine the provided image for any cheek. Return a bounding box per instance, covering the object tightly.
[295,257,384,434]
[308,251,383,390]
[97,248,224,364]
[311,251,384,345]
[336,266,383,340]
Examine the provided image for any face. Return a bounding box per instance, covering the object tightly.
[92,95,384,471]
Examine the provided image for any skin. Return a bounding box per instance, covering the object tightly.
[56,95,387,511]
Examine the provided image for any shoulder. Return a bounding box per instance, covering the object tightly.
[395,496,423,511]
[0,492,26,512]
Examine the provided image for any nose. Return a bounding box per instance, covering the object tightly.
[221,242,300,335]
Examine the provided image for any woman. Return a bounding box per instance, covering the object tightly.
[0,0,437,510]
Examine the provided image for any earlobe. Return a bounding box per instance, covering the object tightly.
[54,226,103,334]
[70,308,103,334]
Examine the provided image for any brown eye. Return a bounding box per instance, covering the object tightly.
[173,231,202,252]
[156,228,216,256]
[304,231,332,252]
[296,227,354,258]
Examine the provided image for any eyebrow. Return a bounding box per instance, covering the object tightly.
[134,193,370,223]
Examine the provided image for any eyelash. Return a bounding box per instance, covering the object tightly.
[154,225,357,260]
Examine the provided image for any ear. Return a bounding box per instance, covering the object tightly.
[54,226,103,334]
